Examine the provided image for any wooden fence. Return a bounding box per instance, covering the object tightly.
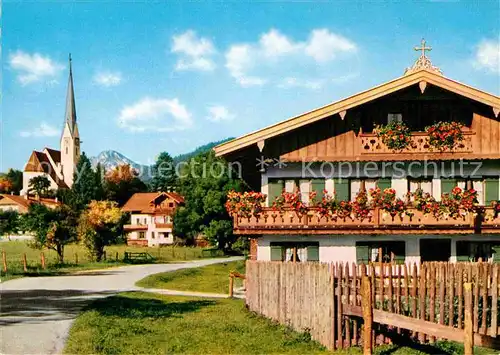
[245,261,500,351]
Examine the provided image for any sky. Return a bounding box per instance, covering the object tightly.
[1,1,499,171]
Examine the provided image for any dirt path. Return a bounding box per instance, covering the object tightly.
[0,257,243,355]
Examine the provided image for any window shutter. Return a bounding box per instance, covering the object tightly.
[393,253,405,265]
[335,179,350,201]
[311,179,325,205]
[307,245,319,262]
[493,245,500,263]
[484,178,500,206]
[441,179,457,195]
[377,178,392,191]
[356,245,370,264]
[270,245,282,261]
[268,180,284,205]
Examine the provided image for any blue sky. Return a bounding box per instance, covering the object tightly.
[2,1,499,171]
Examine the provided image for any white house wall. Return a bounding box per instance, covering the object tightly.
[257,234,500,265]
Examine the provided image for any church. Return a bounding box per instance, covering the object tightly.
[21,56,81,196]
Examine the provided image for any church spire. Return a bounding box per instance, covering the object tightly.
[64,53,77,135]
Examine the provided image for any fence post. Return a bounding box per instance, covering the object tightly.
[464,282,474,355]
[229,274,234,298]
[41,252,46,269]
[361,275,373,355]
[2,250,7,273]
[75,253,78,265]
[103,251,107,261]
[115,252,119,261]
[22,253,27,272]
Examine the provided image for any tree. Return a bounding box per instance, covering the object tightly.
[22,204,78,263]
[104,164,147,206]
[77,200,126,261]
[28,176,51,197]
[0,177,13,193]
[0,210,20,237]
[72,152,102,209]
[150,152,177,192]
[6,169,23,194]
[173,151,245,251]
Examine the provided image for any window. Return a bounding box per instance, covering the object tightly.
[408,178,433,196]
[138,232,145,239]
[356,241,405,264]
[456,241,500,262]
[457,179,486,205]
[151,232,155,239]
[350,179,377,201]
[270,242,319,262]
[169,202,174,208]
[387,113,403,124]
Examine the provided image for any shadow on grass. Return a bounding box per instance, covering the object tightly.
[86,294,216,319]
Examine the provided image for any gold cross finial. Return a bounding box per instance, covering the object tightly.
[414,38,432,58]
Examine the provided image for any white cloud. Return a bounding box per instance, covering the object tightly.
[225,28,357,87]
[225,44,266,86]
[9,51,64,85]
[260,29,300,58]
[118,97,193,132]
[93,71,123,87]
[206,105,235,122]
[172,30,216,72]
[278,77,323,90]
[20,122,59,138]
[473,39,500,73]
[305,29,357,62]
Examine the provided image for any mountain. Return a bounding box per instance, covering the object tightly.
[90,150,151,180]
[90,137,234,181]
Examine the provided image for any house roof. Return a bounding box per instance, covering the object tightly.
[0,194,61,210]
[45,148,61,164]
[24,151,68,189]
[214,69,500,157]
[122,192,184,214]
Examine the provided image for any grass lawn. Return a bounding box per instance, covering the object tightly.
[136,260,246,294]
[64,292,492,355]
[0,240,224,282]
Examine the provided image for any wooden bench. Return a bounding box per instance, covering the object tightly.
[123,252,155,263]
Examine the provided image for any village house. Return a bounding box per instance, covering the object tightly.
[122,192,184,247]
[21,55,80,196]
[215,41,500,265]
[0,194,60,213]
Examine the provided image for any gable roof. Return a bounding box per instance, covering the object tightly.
[122,192,184,214]
[24,151,68,189]
[0,194,60,210]
[45,148,61,164]
[214,69,500,157]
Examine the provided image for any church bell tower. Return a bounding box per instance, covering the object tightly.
[60,54,80,187]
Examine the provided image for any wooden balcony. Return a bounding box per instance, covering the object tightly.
[154,223,173,229]
[359,131,475,155]
[124,224,148,231]
[233,207,500,235]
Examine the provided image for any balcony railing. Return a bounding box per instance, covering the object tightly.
[155,223,173,229]
[124,224,149,231]
[358,131,475,155]
[233,207,500,234]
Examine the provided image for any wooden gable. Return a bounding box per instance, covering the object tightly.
[215,69,500,159]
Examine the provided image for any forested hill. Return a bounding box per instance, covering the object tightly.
[172,138,234,164]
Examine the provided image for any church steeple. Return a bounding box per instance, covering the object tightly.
[64,53,77,136]
[60,54,80,188]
